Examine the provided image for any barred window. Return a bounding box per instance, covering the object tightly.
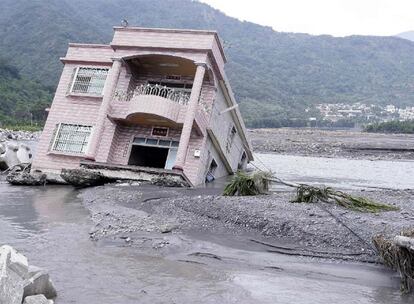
[70,67,109,95]
[52,124,92,154]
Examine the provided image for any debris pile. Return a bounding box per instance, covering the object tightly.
[0,142,32,172]
[0,245,56,304]
[373,229,414,294]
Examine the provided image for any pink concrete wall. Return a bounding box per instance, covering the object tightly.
[33,27,250,186]
[111,27,216,51]
[32,63,106,172]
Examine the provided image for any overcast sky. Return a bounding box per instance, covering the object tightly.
[200,0,413,37]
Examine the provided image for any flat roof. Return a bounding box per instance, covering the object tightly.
[113,26,227,63]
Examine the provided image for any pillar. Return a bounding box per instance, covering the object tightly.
[173,62,206,170]
[86,58,123,160]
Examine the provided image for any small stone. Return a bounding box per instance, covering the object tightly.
[23,294,51,304]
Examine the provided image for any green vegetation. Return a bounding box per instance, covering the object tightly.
[364,120,414,134]
[223,171,271,196]
[0,59,52,126]
[291,184,398,213]
[224,171,398,213]
[1,0,414,127]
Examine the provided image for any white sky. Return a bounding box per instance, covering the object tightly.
[199,0,414,37]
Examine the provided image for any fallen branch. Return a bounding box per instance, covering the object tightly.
[224,170,398,213]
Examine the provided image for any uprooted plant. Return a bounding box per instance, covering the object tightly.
[373,229,414,293]
[223,170,399,213]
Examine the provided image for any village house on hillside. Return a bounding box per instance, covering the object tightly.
[32,26,253,186]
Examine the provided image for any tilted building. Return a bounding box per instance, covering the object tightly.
[32,26,253,186]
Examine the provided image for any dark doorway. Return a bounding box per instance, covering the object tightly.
[128,145,169,168]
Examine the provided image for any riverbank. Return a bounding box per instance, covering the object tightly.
[2,182,410,303]
[249,128,414,160]
[81,183,413,263]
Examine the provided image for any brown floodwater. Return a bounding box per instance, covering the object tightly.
[0,179,413,303]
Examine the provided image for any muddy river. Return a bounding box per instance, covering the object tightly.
[1,154,414,303]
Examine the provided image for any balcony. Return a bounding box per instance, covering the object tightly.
[116,83,191,105]
[110,84,189,126]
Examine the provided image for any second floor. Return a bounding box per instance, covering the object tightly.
[53,26,253,161]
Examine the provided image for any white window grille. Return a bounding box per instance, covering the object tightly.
[70,67,109,95]
[51,124,92,154]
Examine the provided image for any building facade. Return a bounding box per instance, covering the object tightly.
[32,26,253,186]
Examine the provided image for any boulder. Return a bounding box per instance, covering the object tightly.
[0,143,20,170]
[17,143,33,164]
[60,168,113,187]
[23,267,57,299]
[0,246,57,302]
[150,175,188,187]
[0,245,29,304]
[6,171,47,186]
[23,294,53,304]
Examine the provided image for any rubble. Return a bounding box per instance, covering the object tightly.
[0,245,56,304]
[60,168,114,187]
[6,171,47,186]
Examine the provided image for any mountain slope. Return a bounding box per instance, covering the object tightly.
[0,59,52,125]
[397,31,414,42]
[1,0,414,127]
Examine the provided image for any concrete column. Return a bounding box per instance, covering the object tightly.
[173,62,206,171]
[86,58,123,160]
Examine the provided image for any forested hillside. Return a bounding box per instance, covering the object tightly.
[0,59,51,126]
[1,0,414,127]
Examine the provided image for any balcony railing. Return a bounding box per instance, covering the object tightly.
[114,84,191,105]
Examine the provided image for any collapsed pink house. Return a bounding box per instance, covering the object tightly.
[32,26,253,186]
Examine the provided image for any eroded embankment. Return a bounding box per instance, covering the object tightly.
[80,184,414,262]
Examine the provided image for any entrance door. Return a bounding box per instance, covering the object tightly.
[128,145,169,168]
[164,148,177,170]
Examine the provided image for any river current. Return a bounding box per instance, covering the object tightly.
[1,154,413,303]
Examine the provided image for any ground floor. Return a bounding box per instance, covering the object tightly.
[33,121,242,186]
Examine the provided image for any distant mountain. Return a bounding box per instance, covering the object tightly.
[1,0,414,127]
[0,59,51,125]
[397,31,414,42]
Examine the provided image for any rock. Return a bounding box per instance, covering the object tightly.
[44,172,68,185]
[60,168,113,187]
[6,171,47,186]
[150,175,187,187]
[17,143,33,164]
[23,267,57,299]
[23,294,53,304]
[0,143,20,169]
[160,224,177,233]
[0,245,29,304]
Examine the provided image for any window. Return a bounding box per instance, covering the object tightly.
[205,158,218,183]
[70,67,109,95]
[132,137,179,148]
[51,124,92,154]
[226,126,237,152]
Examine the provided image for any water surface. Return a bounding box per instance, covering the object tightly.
[0,168,412,303]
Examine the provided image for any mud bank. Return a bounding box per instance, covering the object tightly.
[81,184,413,262]
[249,128,414,160]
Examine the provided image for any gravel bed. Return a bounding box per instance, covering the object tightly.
[249,128,414,160]
[80,184,414,262]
